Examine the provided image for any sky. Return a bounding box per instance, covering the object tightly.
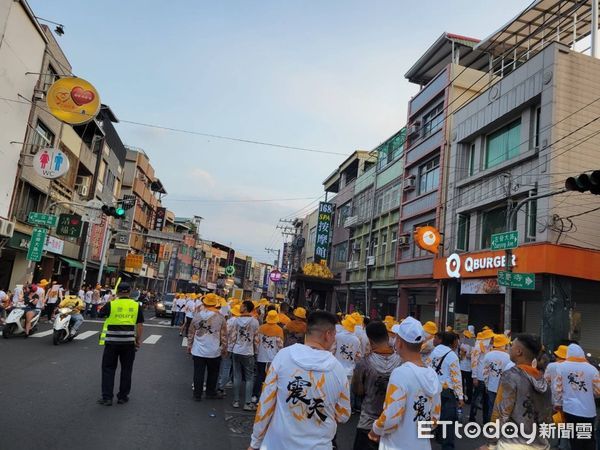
[30,0,525,263]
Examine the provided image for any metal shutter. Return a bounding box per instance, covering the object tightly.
[524,300,543,336]
[575,302,600,356]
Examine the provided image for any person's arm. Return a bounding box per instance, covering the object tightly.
[249,362,279,449]
[335,376,351,424]
[187,319,196,354]
[471,347,480,386]
[135,307,144,349]
[220,319,228,356]
[593,369,600,398]
[370,381,407,441]
[449,357,464,402]
[553,372,563,410]
[482,355,490,385]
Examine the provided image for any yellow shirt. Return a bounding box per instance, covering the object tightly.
[58,297,85,314]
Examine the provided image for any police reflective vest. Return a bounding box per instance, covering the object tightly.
[99,298,139,346]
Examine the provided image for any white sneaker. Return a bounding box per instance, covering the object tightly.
[251,396,258,404]
[232,401,240,408]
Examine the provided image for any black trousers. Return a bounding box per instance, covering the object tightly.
[565,412,596,450]
[353,428,378,450]
[193,356,221,398]
[436,388,458,450]
[252,362,267,398]
[101,344,136,400]
[469,380,488,422]
[45,302,57,321]
[461,370,473,404]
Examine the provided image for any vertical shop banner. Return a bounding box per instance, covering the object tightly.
[281,243,289,273]
[90,215,107,261]
[314,202,333,262]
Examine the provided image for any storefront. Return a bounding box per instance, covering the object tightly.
[434,243,600,354]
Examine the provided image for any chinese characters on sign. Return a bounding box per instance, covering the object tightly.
[26,227,48,262]
[56,214,82,238]
[490,230,519,251]
[154,207,166,231]
[27,212,58,227]
[314,202,333,263]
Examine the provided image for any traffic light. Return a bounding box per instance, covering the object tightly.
[102,204,126,218]
[565,171,600,194]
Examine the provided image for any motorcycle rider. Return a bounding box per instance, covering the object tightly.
[23,293,39,337]
[57,295,85,336]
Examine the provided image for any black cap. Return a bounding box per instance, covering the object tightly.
[117,282,132,293]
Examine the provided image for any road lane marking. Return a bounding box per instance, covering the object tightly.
[143,335,162,344]
[74,331,98,340]
[84,320,173,329]
[31,329,54,338]
[181,337,188,347]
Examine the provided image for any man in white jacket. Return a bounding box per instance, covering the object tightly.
[334,315,362,379]
[554,343,600,450]
[248,310,350,450]
[369,316,442,450]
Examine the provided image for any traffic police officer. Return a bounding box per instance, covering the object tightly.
[97,282,144,406]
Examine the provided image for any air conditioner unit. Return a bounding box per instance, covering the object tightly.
[347,261,354,270]
[343,215,358,228]
[77,184,89,196]
[398,235,410,246]
[403,177,416,191]
[75,176,91,197]
[352,242,361,251]
[407,121,421,136]
[0,218,15,238]
[366,255,376,266]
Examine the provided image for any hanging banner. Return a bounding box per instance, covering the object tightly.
[46,77,101,125]
[314,202,333,262]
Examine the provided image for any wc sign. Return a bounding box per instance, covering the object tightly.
[33,148,70,179]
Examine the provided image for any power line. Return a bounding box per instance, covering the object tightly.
[165,196,318,203]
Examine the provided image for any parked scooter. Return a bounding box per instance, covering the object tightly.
[2,307,41,338]
[53,307,77,345]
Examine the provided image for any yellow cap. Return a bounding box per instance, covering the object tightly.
[463,330,475,339]
[492,334,510,348]
[341,315,357,333]
[477,329,495,340]
[350,312,364,325]
[293,307,306,319]
[258,298,270,306]
[554,345,568,360]
[445,326,454,332]
[202,293,219,306]
[423,321,438,335]
[230,304,241,316]
[266,310,279,324]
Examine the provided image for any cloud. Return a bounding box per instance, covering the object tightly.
[187,167,217,189]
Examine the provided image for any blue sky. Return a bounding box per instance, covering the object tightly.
[29,0,525,263]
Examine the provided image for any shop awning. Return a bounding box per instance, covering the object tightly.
[104,266,117,273]
[60,257,84,270]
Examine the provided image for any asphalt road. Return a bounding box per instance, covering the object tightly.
[0,312,484,450]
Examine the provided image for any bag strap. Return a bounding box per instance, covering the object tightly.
[435,350,453,375]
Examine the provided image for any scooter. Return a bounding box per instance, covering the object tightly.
[53,307,77,345]
[2,307,41,338]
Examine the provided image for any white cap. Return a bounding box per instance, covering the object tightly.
[391,316,424,344]
[567,343,585,359]
[468,325,475,334]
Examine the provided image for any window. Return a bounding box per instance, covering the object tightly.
[481,207,507,248]
[485,119,521,168]
[380,232,388,261]
[370,237,378,257]
[104,169,116,194]
[468,143,475,176]
[422,102,444,138]
[534,106,541,149]
[334,243,347,263]
[43,64,59,90]
[18,184,44,219]
[308,227,316,246]
[337,203,351,227]
[97,160,107,192]
[413,221,434,258]
[30,120,54,151]
[526,199,537,241]
[457,214,470,251]
[418,157,440,194]
[389,229,398,263]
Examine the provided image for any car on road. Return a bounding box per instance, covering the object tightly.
[155,293,175,317]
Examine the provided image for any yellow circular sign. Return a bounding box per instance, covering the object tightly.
[46,77,100,125]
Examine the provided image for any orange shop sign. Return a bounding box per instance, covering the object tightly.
[433,243,600,282]
[125,254,143,270]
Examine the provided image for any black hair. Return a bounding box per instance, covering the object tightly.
[117,282,131,293]
[242,300,254,313]
[365,321,388,344]
[280,302,290,312]
[363,316,371,327]
[266,304,277,312]
[439,332,457,347]
[513,334,542,359]
[307,310,337,334]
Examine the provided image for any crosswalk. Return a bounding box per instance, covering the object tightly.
[0,329,173,345]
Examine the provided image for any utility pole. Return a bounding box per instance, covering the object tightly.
[265,247,281,299]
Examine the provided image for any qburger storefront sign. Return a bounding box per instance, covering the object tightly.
[434,249,517,280]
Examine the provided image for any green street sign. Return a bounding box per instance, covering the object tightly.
[56,213,83,238]
[498,271,535,290]
[27,212,57,228]
[225,265,235,276]
[26,227,48,262]
[490,230,519,250]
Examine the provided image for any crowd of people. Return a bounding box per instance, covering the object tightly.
[177,292,600,450]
